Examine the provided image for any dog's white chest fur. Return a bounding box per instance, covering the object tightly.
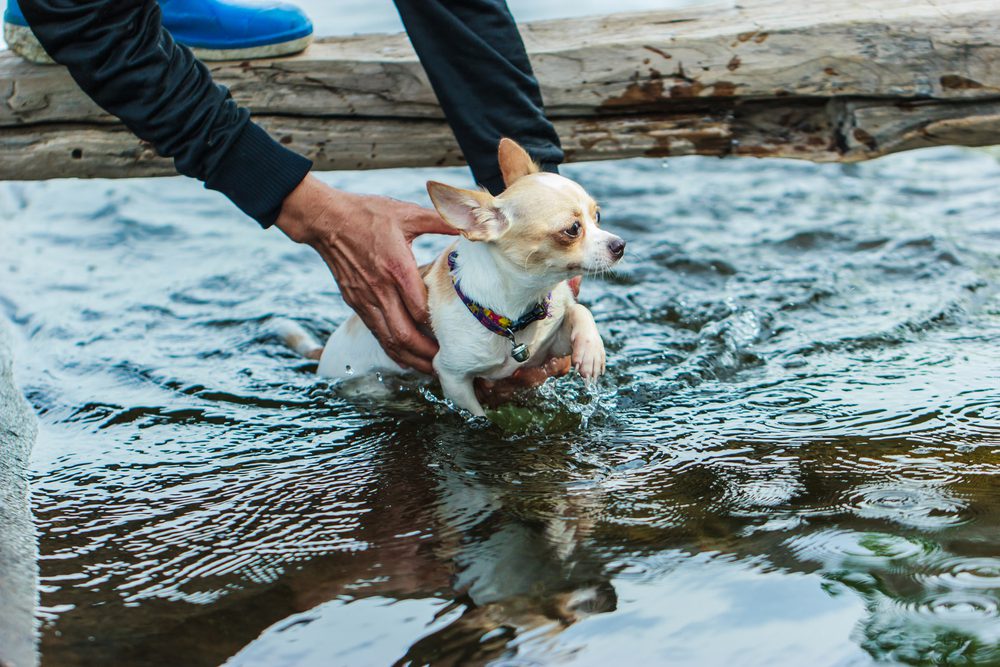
[430,270,573,382]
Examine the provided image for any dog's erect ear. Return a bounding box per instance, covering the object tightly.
[426,181,510,242]
[498,138,539,188]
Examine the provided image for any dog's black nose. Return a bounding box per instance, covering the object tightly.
[608,236,626,260]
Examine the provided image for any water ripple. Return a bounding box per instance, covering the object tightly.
[785,530,934,570]
[848,483,973,529]
[918,557,1000,592]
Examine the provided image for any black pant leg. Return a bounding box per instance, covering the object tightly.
[393,0,563,193]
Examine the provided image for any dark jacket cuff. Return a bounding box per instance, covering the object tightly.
[204,122,313,228]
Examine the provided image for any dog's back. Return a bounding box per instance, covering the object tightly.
[316,313,400,378]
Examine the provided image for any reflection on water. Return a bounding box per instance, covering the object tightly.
[1,147,999,666]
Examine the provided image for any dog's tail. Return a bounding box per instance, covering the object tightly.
[270,318,323,360]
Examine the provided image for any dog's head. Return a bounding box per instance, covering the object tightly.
[427,139,625,280]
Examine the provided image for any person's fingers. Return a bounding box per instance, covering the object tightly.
[509,355,572,387]
[379,287,439,364]
[511,355,571,382]
[349,295,414,368]
[405,354,435,375]
[405,209,459,238]
[474,376,521,407]
[307,199,448,376]
[338,280,436,374]
[351,297,398,358]
[543,354,573,378]
[568,275,582,298]
[389,346,434,375]
[507,366,551,389]
[474,357,569,406]
[475,354,573,405]
[360,304,433,374]
[391,253,433,326]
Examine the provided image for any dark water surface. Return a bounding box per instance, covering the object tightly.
[1,146,999,666]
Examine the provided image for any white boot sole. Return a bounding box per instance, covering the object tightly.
[4,22,312,64]
[190,34,312,61]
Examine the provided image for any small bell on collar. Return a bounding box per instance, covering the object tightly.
[510,342,530,363]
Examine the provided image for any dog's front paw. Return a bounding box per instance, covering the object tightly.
[572,332,606,381]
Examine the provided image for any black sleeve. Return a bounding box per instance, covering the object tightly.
[19,0,312,228]
[392,0,564,195]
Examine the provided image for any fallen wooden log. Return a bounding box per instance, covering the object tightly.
[0,0,998,179]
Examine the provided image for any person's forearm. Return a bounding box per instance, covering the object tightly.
[19,0,311,226]
[392,0,563,194]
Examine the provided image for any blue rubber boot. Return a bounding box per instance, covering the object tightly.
[3,0,312,63]
[2,0,27,27]
[2,0,53,64]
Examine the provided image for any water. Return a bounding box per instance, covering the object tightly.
[3,1,1000,665]
[3,144,999,665]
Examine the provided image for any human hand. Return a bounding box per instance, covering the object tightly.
[275,175,457,374]
[474,355,572,408]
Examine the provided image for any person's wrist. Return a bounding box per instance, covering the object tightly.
[274,174,344,245]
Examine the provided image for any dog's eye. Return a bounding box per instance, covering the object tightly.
[564,221,581,238]
[595,210,601,224]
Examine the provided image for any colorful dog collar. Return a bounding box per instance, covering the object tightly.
[447,250,550,362]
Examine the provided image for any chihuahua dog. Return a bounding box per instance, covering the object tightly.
[282,139,625,416]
